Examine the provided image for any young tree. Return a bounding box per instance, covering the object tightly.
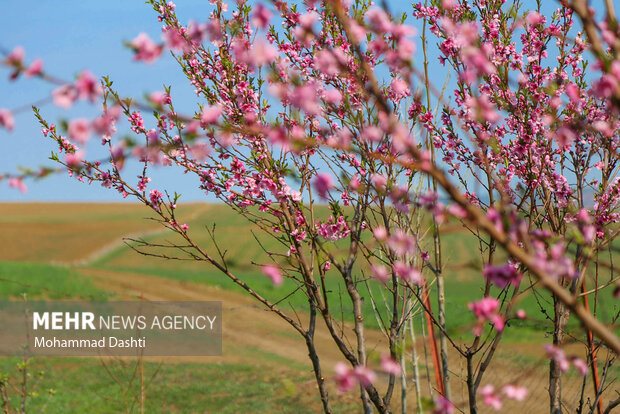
[2,0,619,412]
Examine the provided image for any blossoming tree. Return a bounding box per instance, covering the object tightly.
[2,0,620,413]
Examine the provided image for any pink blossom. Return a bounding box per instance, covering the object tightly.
[392,24,416,39]
[250,38,278,66]
[349,20,367,43]
[389,78,410,101]
[147,129,159,144]
[469,298,499,318]
[24,59,43,78]
[442,19,479,48]
[393,262,423,285]
[371,264,390,284]
[67,118,92,145]
[8,177,27,194]
[433,395,455,414]
[555,127,576,149]
[468,297,504,335]
[349,175,361,191]
[373,226,388,241]
[252,4,272,29]
[92,107,120,136]
[483,264,522,288]
[292,12,317,46]
[189,142,210,161]
[333,362,376,392]
[231,37,251,63]
[289,84,322,116]
[205,18,223,46]
[461,45,495,77]
[334,363,356,392]
[380,355,401,376]
[0,109,15,131]
[313,173,333,200]
[572,358,588,376]
[566,83,581,103]
[180,223,189,231]
[186,20,206,44]
[162,26,188,52]
[441,0,456,9]
[149,91,171,106]
[75,70,102,103]
[371,174,388,190]
[361,126,383,143]
[131,33,163,64]
[6,46,25,66]
[314,50,340,77]
[290,190,302,202]
[525,11,544,26]
[262,264,283,286]
[465,94,500,125]
[200,104,223,125]
[387,229,415,256]
[299,12,317,29]
[65,151,84,168]
[592,74,618,98]
[353,365,376,388]
[516,309,526,319]
[502,384,528,401]
[149,189,163,209]
[611,59,620,79]
[52,85,78,109]
[366,8,393,32]
[418,190,438,207]
[479,384,502,410]
[323,261,331,271]
[576,209,596,243]
[446,204,467,219]
[316,216,350,241]
[390,122,415,152]
[323,89,342,105]
[577,208,591,223]
[534,243,577,280]
[544,344,570,372]
[396,37,416,61]
[136,175,150,192]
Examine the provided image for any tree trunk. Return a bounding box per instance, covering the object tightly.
[466,353,478,414]
[306,303,332,414]
[549,298,570,414]
[409,316,423,414]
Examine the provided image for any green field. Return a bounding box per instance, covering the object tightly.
[84,204,618,343]
[0,261,109,300]
[0,202,617,412]
[0,356,356,413]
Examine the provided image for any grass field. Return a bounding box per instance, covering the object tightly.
[0,202,617,413]
[85,203,618,342]
[0,261,109,300]
[0,355,360,413]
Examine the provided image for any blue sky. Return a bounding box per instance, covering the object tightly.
[1,0,425,202]
[0,0,605,202]
[0,0,214,201]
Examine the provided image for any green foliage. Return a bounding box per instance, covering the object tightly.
[0,261,109,300]
[0,357,356,413]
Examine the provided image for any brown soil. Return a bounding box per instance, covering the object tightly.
[0,203,206,263]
